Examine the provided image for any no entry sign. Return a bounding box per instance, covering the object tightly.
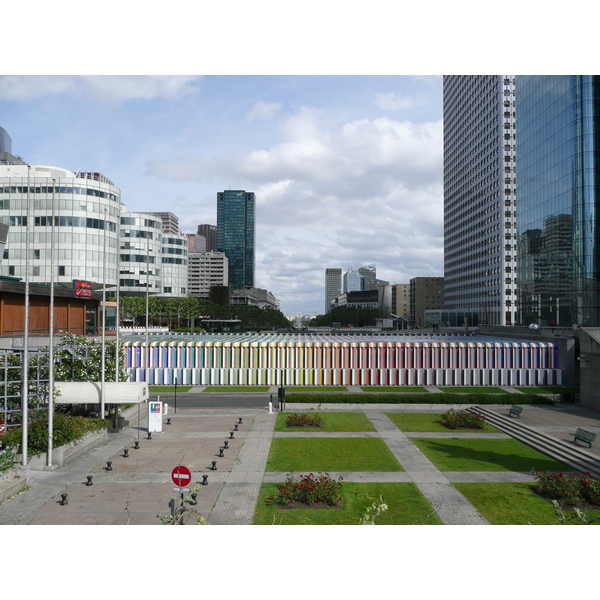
[171,465,192,488]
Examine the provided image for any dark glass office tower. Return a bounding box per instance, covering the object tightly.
[516,76,600,326]
[216,190,255,290]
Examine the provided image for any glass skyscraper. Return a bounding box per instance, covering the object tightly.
[516,76,600,327]
[216,190,255,290]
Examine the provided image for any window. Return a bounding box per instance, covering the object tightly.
[8,266,15,276]
[58,266,65,276]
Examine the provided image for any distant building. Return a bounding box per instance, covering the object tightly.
[410,277,444,326]
[392,283,410,321]
[188,251,228,298]
[0,126,12,154]
[325,268,342,312]
[216,191,255,290]
[147,212,180,235]
[230,287,279,309]
[358,265,377,290]
[198,224,217,252]
[343,269,362,293]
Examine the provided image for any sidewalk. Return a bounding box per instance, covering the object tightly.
[1,403,599,525]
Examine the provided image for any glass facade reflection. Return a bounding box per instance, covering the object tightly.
[516,76,600,326]
[216,190,255,290]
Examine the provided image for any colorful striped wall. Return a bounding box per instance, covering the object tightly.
[122,335,561,386]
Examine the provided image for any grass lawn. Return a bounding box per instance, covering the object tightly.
[360,386,429,393]
[411,437,573,472]
[453,482,600,524]
[437,387,509,394]
[513,386,580,394]
[148,385,193,393]
[266,437,404,472]
[253,482,443,525]
[274,412,376,432]
[384,412,500,433]
[202,386,270,392]
[285,386,348,392]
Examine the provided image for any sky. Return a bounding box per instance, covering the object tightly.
[0,74,443,316]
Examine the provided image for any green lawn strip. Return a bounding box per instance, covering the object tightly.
[452,482,600,525]
[202,386,270,392]
[384,412,500,433]
[253,482,442,525]
[285,386,348,393]
[437,387,509,394]
[513,387,580,395]
[411,437,573,472]
[274,412,376,432]
[360,386,429,393]
[148,385,193,393]
[286,393,552,404]
[266,437,404,472]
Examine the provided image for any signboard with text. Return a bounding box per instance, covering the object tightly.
[148,400,163,432]
[75,280,92,297]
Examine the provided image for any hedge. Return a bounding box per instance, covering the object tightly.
[284,393,553,405]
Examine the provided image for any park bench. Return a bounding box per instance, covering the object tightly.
[508,405,523,418]
[570,428,596,448]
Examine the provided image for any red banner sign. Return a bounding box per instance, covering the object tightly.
[75,280,92,297]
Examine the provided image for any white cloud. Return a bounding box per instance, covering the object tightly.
[247,101,282,122]
[375,92,425,111]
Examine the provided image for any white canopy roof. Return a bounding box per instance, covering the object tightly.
[54,382,149,404]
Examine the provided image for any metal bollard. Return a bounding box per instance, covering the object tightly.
[167,418,171,425]
[229,432,234,439]
[201,475,209,485]
[190,493,198,505]
[234,423,239,431]
[134,441,140,449]
[147,432,152,440]
[60,493,68,506]
[238,417,243,424]
[223,440,229,449]
[86,476,93,486]
[106,461,112,471]
[123,448,129,458]
[218,448,224,457]
[210,461,217,471]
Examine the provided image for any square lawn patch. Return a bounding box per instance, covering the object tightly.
[411,437,573,472]
[274,412,376,432]
[266,437,404,472]
[452,482,600,524]
[253,482,442,525]
[385,412,500,433]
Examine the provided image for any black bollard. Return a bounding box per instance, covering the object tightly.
[147,432,152,440]
[123,448,129,458]
[60,493,68,506]
[229,432,234,439]
[106,461,112,471]
[223,440,229,449]
[86,475,93,486]
[167,418,171,425]
[134,441,140,449]
[218,448,224,457]
[234,423,239,431]
[210,461,217,471]
[190,493,198,505]
[238,417,243,424]
[201,475,208,485]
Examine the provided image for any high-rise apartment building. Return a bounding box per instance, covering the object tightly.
[392,283,410,320]
[324,268,342,312]
[216,191,255,290]
[515,76,600,326]
[148,212,180,235]
[409,277,444,327]
[188,251,228,298]
[443,76,517,325]
[197,224,217,252]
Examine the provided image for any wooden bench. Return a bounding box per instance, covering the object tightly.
[570,428,596,448]
[508,405,523,418]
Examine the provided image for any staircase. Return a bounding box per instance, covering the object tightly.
[467,406,600,478]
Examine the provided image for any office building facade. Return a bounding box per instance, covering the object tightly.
[325,267,342,312]
[188,251,228,298]
[216,191,255,290]
[515,75,600,327]
[443,76,517,325]
[198,224,217,252]
[410,276,444,327]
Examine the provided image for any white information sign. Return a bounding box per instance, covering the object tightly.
[148,400,163,432]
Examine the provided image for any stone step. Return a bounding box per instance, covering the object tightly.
[468,406,600,477]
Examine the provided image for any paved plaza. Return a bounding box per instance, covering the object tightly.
[1,394,600,526]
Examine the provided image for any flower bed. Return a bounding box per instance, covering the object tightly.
[285,413,323,428]
[266,472,343,507]
[532,471,600,508]
[440,409,485,430]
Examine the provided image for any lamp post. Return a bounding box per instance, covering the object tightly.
[22,165,31,467]
[100,208,108,419]
[47,179,56,467]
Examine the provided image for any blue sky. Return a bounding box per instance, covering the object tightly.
[0,75,444,316]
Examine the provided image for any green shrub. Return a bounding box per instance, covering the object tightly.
[266,472,343,506]
[0,413,109,457]
[441,409,485,429]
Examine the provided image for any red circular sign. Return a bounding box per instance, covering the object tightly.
[171,465,192,488]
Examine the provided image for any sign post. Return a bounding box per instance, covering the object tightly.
[148,400,162,432]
